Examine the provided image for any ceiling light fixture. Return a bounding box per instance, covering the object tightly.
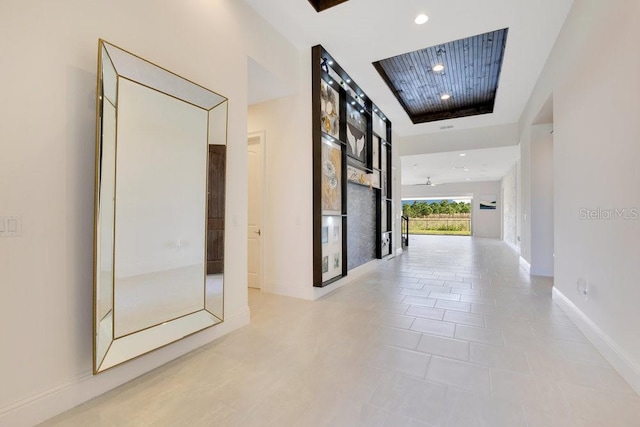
[459,153,466,157]
[432,64,444,72]
[441,93,451,100]
[415,14,429,25]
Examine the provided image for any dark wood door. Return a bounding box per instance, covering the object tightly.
[207,145,226,274]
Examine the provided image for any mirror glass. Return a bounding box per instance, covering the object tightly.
[94,40,227,373]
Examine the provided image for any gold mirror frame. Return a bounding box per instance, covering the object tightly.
[93,40,228,374]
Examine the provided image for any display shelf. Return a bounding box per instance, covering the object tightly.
[313,45,393,287]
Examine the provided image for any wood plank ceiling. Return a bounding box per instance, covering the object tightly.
[307,0,349,13]
[373,29,509,124]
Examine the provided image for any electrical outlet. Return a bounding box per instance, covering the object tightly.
[577,278,588,297]
[0,216,21,238]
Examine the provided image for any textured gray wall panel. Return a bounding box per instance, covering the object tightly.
[347,182,376,270]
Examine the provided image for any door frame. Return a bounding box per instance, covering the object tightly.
[248,131,266,290]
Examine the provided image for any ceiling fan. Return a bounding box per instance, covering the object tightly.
[412,177,437,186]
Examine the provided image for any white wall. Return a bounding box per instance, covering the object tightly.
[0,0,304,425]
[247,51,314,300]
[248,59,402,298]
[501,162,518,252]
[402,181,502,239]
[392,133,403,253]
[530,125,554,276]
[518,0,640,393]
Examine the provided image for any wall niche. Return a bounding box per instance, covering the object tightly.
[312,45,393,287]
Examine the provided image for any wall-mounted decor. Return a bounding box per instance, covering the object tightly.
[320,80,340,138]
[381,200,388,233]
[372,114,386,139]
[372,135,380,170]
[381,232,391,257]
[93,40,227,373]
[381,142,388,197]
[321,138,342,214]
[346,104,367,163]
[313,45,392,287]
[480,195,497,210]
[347,164,371,186]
[370,170,381,189]
[321,215,343,281]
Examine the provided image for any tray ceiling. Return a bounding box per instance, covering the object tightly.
[243,0,573,136]
[307,0,349,13]
[373,29,508,124]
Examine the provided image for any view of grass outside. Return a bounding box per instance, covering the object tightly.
[402,199,472,236]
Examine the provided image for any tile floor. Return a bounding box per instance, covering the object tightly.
[41,236,640,426]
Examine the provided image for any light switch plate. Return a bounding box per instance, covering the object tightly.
[0,216,21,237]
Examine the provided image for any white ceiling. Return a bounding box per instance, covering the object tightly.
[244,0,572,185]
[247,57,295,105]
[402,145,519,186]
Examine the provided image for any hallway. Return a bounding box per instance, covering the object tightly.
[42,236,640,426]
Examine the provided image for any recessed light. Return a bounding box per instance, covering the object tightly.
[351,101,356,105]
[464,168,470,172]
[459,153,466,157]
[328,60,334,65]
[466,178,471,181]
[374,108,378,112]
[433,64,444,72]
[441,94,451,100]
[346,78,351,83]
[415,14,429,25]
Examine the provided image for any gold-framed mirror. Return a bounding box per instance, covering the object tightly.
[93,40,227,374]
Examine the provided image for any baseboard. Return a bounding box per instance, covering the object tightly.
[504,239,520,255]
[263,259,382,301]
[313,259,381,300]
[0,309,250,427]
[262,282,317,300]
[530,266,554,277]
[519,256,531,273]
[552,288,640,395]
